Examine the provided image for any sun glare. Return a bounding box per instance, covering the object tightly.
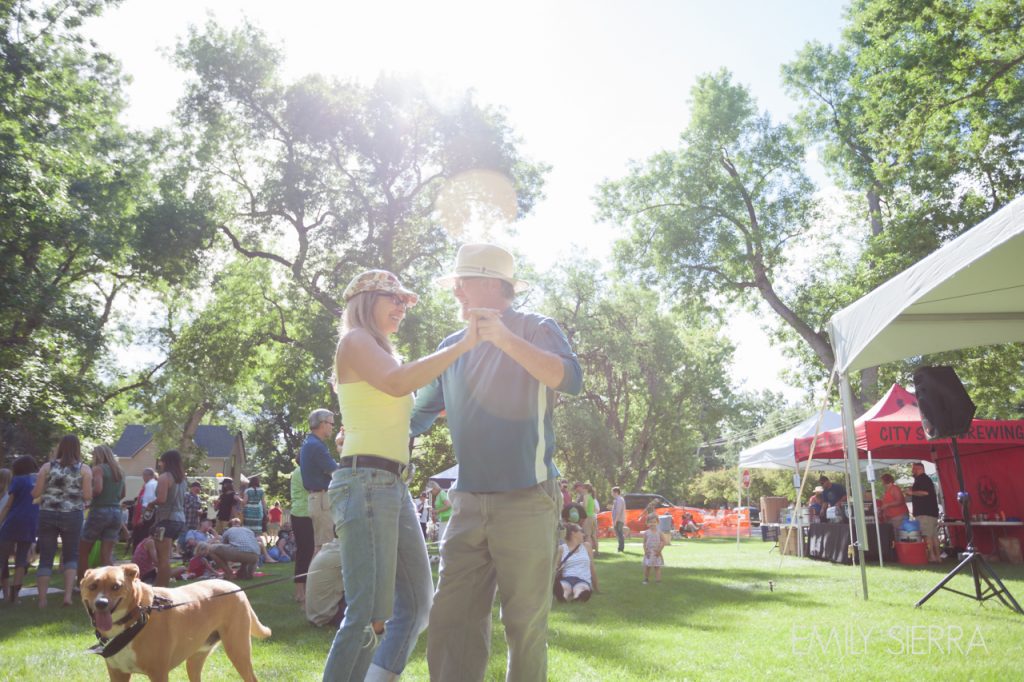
[434,169,519,241]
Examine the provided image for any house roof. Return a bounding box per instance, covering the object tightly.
[111,425,154,458]
[112,424,238,459]
[193,425,236,458]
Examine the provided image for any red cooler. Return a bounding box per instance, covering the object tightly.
[895,540,927,565]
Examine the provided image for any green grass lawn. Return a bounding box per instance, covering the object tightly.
[2,537,1023,681]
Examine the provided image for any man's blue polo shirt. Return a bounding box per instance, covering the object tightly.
[299,433,336,492]
[410,308,583,493]
[823,483,847,507]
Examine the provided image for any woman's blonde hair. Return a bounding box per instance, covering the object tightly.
[340,291,394,355]
[0,468,11,495]
[91,444,124,483]
[335,292,402,391]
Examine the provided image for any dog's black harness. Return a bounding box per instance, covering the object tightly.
[87,595,174,658]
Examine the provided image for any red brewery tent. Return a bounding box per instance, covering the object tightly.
[794,384,1024,554]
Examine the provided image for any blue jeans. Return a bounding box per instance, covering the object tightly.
[615,520,626,552]
[36,509,84,576]
[81,506,123,542]
[0,540,32,580]
[322,467,432,682]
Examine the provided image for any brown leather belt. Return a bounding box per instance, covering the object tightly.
[339,455,405,477]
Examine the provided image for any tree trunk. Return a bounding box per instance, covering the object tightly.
[867,188,884,237]
[859,367,878,415]
[753,272,835,370]
[180,402,212,460]
[857,186,884,414]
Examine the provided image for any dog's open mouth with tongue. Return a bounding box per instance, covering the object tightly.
[90,597,121,632]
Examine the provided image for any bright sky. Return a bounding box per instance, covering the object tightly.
[85,0,847,401]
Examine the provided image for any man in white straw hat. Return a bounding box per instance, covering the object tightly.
[412,243,583,682]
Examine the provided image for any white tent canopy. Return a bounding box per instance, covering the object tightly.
[428,464,459,489]
[737,410,914,473]
[828,195,1024,598]
[830,196,1024,374]
[738,411,843,470]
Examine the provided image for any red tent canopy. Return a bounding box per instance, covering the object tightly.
[794,384,1024,462]
[795,384,1024,554]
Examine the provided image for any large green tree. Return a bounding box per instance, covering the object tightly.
[171,20,545,320]
[781,0,1024,415]
[597,71,839,406]
[0,0,214,458]
[542,260,735,502]
[121,19,548,482]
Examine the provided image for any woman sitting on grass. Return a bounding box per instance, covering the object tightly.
[268,534,292,562]
[556,523,597,602]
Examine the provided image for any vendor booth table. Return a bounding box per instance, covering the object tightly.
[942,520,1024,555]
[761,524,809,556]
[808,522,894,564]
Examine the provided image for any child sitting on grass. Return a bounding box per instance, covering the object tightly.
[642,514,666,584]
[184,542,221,580]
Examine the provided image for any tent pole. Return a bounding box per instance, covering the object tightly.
[840,372,870,600]
[736,467,742,548]
[866,450,883,568]
[794,472,804,558]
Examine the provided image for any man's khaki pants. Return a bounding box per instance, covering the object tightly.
[307,490,334,548]
[427,480,559,682]
[208,544,258,579]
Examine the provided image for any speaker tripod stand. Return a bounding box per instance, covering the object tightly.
[916,437,1023,614]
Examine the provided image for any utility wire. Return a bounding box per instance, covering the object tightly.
[697,413,812,449]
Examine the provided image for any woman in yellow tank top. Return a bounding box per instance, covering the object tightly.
[323,269,478,682]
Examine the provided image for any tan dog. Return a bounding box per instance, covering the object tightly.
[81,563,271,681]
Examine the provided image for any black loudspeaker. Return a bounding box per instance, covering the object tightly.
[913,366,976,440]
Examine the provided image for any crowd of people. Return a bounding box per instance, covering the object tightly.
[803,466,942,563]
[0,432,294,607]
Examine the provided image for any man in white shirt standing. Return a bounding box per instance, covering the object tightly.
[611,487,626,553]
[140,468,158,506]
[416,492,431,540]
[131,468,160,549]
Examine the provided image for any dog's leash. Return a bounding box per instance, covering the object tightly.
[145,568,325,612]
[86,569,325,657]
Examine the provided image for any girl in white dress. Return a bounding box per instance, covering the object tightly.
[642,515,666,584]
